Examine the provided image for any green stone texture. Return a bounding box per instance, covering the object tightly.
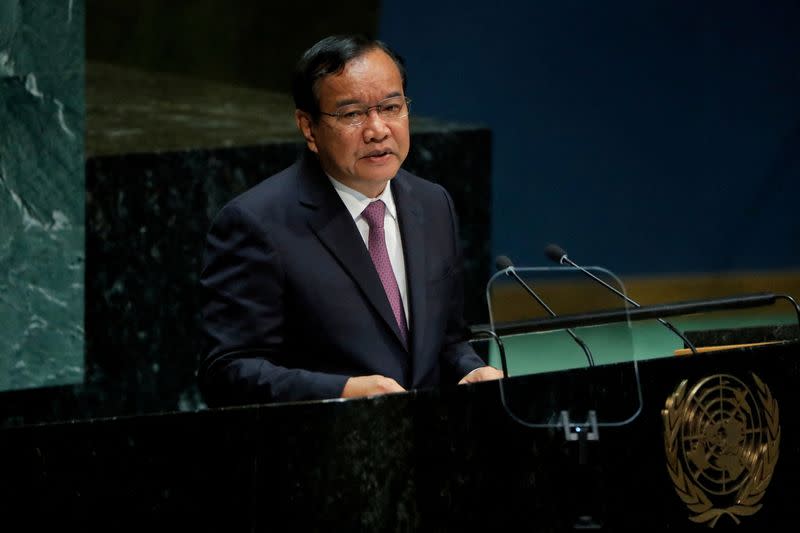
[0,1,85,390]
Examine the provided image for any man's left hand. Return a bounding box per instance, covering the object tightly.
[458,366,505,385]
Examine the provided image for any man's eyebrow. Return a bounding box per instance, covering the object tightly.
[333,92,404,108]
[334,98,361,107]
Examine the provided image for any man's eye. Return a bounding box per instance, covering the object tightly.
[382,104,401,113]
[342,110,364,120]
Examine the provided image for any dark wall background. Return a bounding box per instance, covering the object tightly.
[380,0,800,275]
[86,0,800,276]
[86,0,379,93]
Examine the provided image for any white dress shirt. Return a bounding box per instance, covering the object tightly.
[328,177,410,325]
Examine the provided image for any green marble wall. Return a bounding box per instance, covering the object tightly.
[0,1,85,391]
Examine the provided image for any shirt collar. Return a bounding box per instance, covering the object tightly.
[328,176,398,222]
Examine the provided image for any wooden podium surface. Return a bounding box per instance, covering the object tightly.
[1,339,797,531]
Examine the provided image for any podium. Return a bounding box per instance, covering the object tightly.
[1,332,797,531]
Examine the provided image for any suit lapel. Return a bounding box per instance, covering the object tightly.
[296,153,408,348]
[392,173,427,368]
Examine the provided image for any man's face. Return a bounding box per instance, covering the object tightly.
[296,48,410,197]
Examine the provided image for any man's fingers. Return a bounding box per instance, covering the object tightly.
[458,366,504,385]
[384,377,406,392]
[342,375,406,398]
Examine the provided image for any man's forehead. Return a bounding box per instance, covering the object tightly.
[342,48,396,73]
[316,49,403,101]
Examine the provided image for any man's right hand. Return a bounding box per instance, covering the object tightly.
[341,375,406,399]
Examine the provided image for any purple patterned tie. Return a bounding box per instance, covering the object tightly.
[361,200,409,347]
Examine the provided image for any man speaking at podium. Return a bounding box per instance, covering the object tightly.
[199,35,502,406]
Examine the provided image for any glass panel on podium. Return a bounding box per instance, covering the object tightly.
[484,266,643,432]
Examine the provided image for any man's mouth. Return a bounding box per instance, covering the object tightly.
[362,149,393,161]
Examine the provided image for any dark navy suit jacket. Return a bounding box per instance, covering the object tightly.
[199,152,484,405]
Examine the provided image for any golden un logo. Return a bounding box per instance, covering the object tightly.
[662,373,780,527]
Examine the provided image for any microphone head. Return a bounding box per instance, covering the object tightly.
[495,255,514,271]
[544,243,567,264]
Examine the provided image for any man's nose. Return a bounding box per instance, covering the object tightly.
[362,109,390,141]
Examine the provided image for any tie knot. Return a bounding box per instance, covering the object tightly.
[362,200,386,229]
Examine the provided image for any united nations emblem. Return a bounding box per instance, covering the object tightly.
[662,373,780,527]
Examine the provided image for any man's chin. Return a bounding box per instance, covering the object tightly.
[357,160,401,180]
[362,172,398,184]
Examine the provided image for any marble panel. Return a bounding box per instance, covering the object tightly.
[0,1,85,391]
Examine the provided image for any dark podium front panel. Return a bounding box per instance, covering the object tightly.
[1,342,797,531]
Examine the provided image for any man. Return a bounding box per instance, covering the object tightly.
[199,35,502,406]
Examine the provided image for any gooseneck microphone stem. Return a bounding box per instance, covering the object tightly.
[547,246,698,356]
[776,293,800,328]
[470,328,509,379]
[497,257,595,367]
[505,268,557,317]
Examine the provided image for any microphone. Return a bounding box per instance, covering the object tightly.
[544,244,698,355]
[495,255,595,367]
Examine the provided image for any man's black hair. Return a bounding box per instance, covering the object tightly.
[292,34,407,120]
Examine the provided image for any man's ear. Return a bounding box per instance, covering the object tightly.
[295,110,318,154]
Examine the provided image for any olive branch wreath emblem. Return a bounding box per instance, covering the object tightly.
[662,373,780,528]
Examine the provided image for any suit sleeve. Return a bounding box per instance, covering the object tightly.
[438,189,486,381]
[198,203,349,406]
